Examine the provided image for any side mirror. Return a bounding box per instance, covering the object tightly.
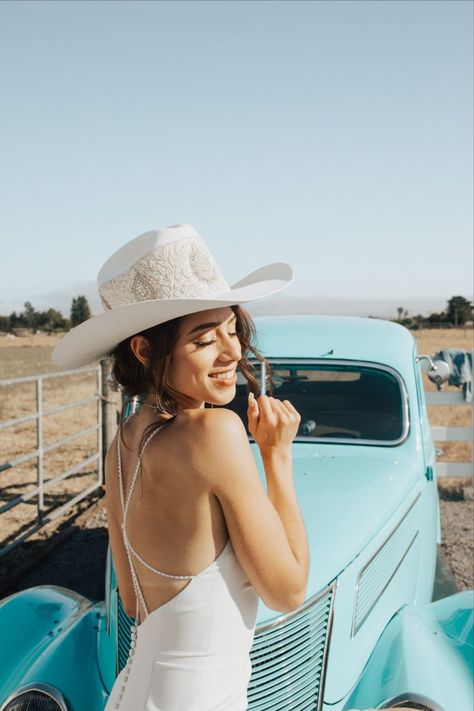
[416,355,451,385]
[427,360,451,385]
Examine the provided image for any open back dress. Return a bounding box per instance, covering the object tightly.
[104,420,259,711]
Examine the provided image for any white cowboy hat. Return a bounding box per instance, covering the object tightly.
[52,223,293,369]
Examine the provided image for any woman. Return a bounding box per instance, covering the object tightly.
[53,224,415,711]
[52,224,309,710]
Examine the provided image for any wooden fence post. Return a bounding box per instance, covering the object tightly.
[101,361,121,465]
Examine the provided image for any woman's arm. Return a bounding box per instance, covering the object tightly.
[248,393,309,600]
[196,397,309,612]
[261,445,309,596]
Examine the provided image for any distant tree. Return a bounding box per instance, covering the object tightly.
[396,307,404,322]
[33,308,69,332]
[70,296,91,327]
[427,311,447,325]
[8,312,17,329]
[34,311,49,330]
[48,308,70,332]
[446,296,473,326]
[0,315,9,332]
[412,314,426,330]
[23,301,37,329]
[8,311,26,329]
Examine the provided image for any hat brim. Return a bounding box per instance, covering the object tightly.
[52,262,293,369]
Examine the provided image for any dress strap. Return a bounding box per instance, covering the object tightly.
[116,417,193,625]
[117,421,165,623]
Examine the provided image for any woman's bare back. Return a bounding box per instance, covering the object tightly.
[107,401,308,617]
[104,409,229,619]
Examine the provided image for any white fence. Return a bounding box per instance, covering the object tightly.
[0,365,105,558]
[426,389,473,478]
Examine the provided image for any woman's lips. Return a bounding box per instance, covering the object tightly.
[208,372,237,386]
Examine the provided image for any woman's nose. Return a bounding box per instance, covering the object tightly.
[219,334,241,361]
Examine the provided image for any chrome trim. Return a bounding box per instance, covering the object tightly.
[115,586,135,675]
[380,692,445,711]
[0,681,68,711]
[255,579,336,633]
[252,580,337,711]
[416,354,439,370]
[115,584,120,676]
[351,491,421,637]
[249,358,411,447]
[105,546,112,636]
[317,581,336,711]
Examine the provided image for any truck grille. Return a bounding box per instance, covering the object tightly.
[352,492,421,636]
[117,584,335,711]
[117,595,133,672]
[248,583,335,711]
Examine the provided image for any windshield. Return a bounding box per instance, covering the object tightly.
[223,360,408,445]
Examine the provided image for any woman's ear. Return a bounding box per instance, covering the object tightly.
[130,335,152,367]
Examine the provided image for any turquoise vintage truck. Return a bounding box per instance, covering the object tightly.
[0,315,472,711]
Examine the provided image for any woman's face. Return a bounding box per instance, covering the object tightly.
[166,306,242,410]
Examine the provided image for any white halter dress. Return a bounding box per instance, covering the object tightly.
[105,421,259,711]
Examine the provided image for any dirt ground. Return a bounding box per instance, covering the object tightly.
[0,327,472,602]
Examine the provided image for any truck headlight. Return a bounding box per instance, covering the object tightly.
[385,694,443,711]
[0,682,68,711]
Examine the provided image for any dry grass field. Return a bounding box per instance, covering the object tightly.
[0,325,472,590]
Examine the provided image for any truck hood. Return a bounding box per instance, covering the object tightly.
[252,442,422,623]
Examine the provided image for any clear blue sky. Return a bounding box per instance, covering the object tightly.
[0,0,472,319]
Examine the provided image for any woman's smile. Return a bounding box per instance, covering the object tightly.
[208,369,237,385]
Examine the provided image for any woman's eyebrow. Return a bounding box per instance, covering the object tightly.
[186,313,237,336]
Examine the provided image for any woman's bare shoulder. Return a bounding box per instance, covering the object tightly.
[178,407,247,437]
[172,408,249,480]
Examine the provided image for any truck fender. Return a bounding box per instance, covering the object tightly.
[0,585,108,711]
[343,590,473,711]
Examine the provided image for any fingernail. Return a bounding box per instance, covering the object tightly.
[248,392,254,401]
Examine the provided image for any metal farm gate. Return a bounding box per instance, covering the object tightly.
[0,364,119,558]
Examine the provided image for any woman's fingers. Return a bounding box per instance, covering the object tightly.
[266,396,297,421]
[247,392,259,419]
[250,394,301,449]
[282,400,301,422]
[258,394,277,423]
[254,394,301,427]
[282,399,298,413]
[270,397,291,422]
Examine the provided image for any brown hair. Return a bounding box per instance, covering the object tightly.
[110,304,272,453]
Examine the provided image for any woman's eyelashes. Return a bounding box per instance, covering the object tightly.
[194,332,238,347]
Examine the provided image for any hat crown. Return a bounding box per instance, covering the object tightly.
[98,224,230,310]
[52,222,293,370]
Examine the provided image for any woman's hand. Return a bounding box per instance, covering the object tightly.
[247,392,301,453]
